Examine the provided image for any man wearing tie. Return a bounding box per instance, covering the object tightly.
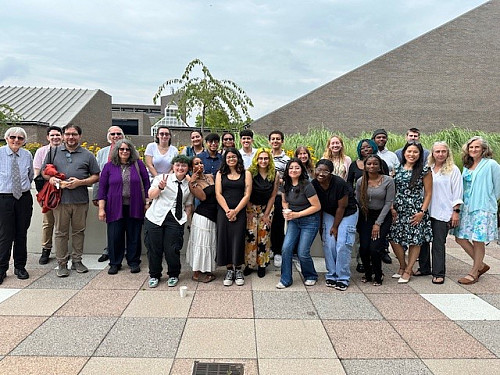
[0,127,34,284]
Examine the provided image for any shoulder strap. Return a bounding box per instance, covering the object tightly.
[134,162,146,204]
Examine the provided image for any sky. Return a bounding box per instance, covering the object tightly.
[0,0,486,123]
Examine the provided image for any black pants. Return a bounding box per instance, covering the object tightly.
[144,212,184,279]
[418,218,447,277]
[357,209,391,283]
[270,194,285,256]
[0,192,33,272]
[107,205,143,268]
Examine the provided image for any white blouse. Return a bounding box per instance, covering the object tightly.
[428,164,463,222]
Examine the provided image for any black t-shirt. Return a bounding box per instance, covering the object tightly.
[312,176,358,217]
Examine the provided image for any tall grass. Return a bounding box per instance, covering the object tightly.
[251,126,499,169]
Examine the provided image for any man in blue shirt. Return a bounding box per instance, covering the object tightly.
[198,133,222,176]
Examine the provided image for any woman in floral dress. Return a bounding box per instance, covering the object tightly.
[390,141,433,283]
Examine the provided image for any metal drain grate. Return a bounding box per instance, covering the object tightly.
[192,361,244,375]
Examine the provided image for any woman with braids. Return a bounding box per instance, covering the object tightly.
[355,155,395,286]
[244,148,279,278]
[389,141,432,284]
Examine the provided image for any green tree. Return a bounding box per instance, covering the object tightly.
[154,59,253,133]
[0,104,23,136]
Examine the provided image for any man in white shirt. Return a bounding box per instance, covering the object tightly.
[239,129,257,169]
[372,129,399,174]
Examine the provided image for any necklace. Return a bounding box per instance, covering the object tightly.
[121,164,129,179]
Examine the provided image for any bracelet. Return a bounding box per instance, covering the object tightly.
[158,186,164,191]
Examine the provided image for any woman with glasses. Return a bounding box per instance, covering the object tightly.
[390,141,433,283]
[356,155,395,286]
[186,157,217,283]
[453,136,500,285]
[220,132,235,154]
[98,140,150,274]
[216,148,252,286]
[244,148,279,278]
[181,130,205,157]
[312,159,358,291]
[277,158,321,289]
[145,125,178,179]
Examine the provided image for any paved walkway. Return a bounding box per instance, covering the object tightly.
[0,237,499,375]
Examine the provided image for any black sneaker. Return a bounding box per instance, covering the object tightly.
[39,249,51,265]
[334,282,348,291]
[325,279,336,287]
[108,265,119,275]
[14,268,29,280]
[223,269,235,286]
[130,265,141,274]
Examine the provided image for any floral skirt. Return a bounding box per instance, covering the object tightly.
[453,209,498,242]
[245,204,274,269]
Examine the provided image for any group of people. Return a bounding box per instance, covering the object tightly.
[0,125,498,293]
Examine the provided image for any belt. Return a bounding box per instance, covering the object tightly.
[0,191,31,196]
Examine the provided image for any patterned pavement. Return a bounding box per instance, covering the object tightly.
[0,237,499,374]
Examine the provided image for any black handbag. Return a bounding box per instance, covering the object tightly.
[34,147,57,192]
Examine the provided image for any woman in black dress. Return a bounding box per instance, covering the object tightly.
[215,147,252,286]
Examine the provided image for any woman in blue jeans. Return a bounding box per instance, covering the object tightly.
[276,158,321,289]
[312,159,359,291]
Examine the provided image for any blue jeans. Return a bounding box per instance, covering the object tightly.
[280,212,320,287]
[322,210,358,285]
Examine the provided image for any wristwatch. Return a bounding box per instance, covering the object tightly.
[453,208,461,213]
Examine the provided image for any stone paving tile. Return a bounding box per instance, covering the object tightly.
[0,316,47,355]
[259,358,345,375]
[408,276,470,294]
[84,269,148,290]
[80,357,173,375]
[0,356,88,375]
[391,320,495,359]
[421,293,500,320]
[11,316,117,356]
[442,256,472,276]
[27,269,100,289]
[0,289,77,316]
[255,319,336,359]
[310,292,383,320]
[55,289,136,317]
[423,359,500,375]
[123,290,193,318]
[457,274,500,294]
[0,288,20,303]
[194,268,253,291]
[249,269,306,291]
[253,291,318,319]
[95,317,185,358]
[0,268,51,288]
[170,359,258,375]
[351,276,417,294]
[341,359,432,375]
[323,320,416,359]
[311,276,363,293]
[176,318,256,359]
[479,293,500,309]
[189,290,253,319]
[367,293,448,321]
[141,269,200,291]
[456,321,500,357]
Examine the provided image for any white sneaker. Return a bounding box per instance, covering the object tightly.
[234,269,245,286]
[274,254,282,267]
[304,279,317,286]
[148,277,159,288]
[276,281,287,289]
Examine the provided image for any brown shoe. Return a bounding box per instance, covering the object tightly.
[478,264,490,278]
[458,274,477,285]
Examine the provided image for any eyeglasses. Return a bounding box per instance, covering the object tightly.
[65,153,72,163]
[207,140,219,144]
[158,133,170,137]
[109,132,122,136]
[119,148,130,152]
[9,135,25,141]
[64,133,79,137]
[223,138,234,141]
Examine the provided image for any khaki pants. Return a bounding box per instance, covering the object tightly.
[52,203,89,264]
[41,210,54,249]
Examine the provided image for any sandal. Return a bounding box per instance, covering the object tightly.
[478,264,490,278]
[361,275,373,283]
[202,273,216,283]
[458,274,477,285]
[432,277,445,284]
[373,280,383,286]
[191,272,201,282]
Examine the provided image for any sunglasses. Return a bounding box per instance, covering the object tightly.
[65,153,72,163]
[158,133,170,137]
[9,135,25,141]
[110,132,122,136]
[223,138,234,141]
[119,148,130,152]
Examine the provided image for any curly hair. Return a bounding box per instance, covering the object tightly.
[219,147,244,175]
[461,136,493,168]
[248,148,276,181]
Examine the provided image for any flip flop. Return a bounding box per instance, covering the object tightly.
[432,277,445,284]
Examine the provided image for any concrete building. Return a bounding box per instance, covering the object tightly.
[250,1,500,136]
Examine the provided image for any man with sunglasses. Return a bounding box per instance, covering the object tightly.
[0,127,34,284]
[42,124,100,277]
[33,126,62,265]
[198,133,222,176]
[92,126,124,262]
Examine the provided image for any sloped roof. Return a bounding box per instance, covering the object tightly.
[0,86,100,127]
[250,1,499,136]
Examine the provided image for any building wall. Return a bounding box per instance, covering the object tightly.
[71,89,111,146]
